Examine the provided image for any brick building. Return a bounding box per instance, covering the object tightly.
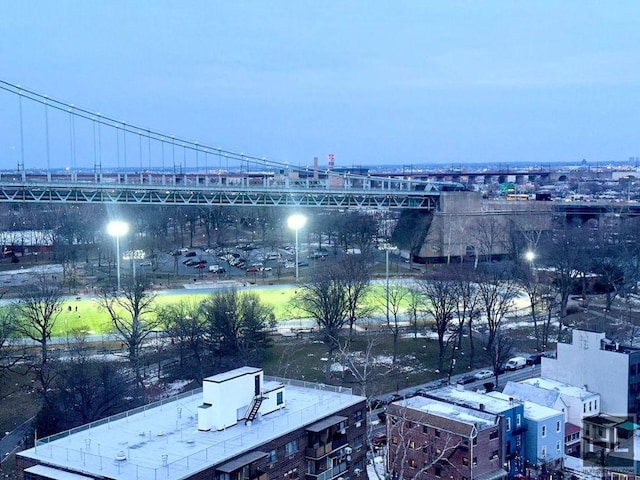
[17,366,367,480]
[386,396,508,480]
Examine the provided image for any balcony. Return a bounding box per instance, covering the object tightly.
[306,438,348,459]
[512,425,528,435]
[305,462,347,480]
[306,444,331,459]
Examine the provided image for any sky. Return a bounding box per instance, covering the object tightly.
[1,1,640,171]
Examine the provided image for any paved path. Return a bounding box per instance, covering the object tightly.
[0,416,33,465]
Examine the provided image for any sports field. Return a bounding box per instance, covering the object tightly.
[38,284,400,337]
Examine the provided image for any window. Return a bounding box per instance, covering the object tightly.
[541,425,546,438]
[435,466,442,477]
[435,429,441,438]
[490,431,499,440]
[516,414,521,427]
[490,450,499,460]
[472,437,478,446]
[285,440,298,456]
[409,441,416,449]
[268,449,277,463]
[409,459,417,468]
[462,458,469,466]
[541,446,547,458]
[506,417,511,431]
[631,364,637,376]
[594,400,598,410]
[589,401,592,411]
[277,392,284,405]
[354,410,363,423]
[392,436,398,445]
[556,441,561,453]
[423,425,428,434]
[472,457,477,466]
[354,435,364,449]
[583,403,586,413]
[556,421,561,433]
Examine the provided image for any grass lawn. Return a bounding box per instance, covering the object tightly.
[38,286,318,337]
[5,283,417,338]
[58,285,417,337]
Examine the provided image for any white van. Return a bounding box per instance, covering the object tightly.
[504,356,527,371]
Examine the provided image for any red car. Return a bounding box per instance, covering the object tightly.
[194,263,207,269]
[246,266,260,273]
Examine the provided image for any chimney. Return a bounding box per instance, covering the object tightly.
[313,157,319,179]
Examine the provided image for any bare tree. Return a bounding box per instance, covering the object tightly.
[55,338,130,424]
[471,216,509,265]
[475,265,519,352]
[451,266,482,369]
[13,273,63,367]
[157,300,207,381]
[381,281,409,365]
[340,255,373,337]
[295,263,350,380]
[488,332,515,388]
[406,288,423,340]
[200,289,274,368]
[417,277,458,372]
[0,300,25,400]
[385,403,464,480]
[543,222,588,322]
[98,280,159,398]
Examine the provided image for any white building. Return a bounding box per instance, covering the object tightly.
[18,367,368,480]
[504,378,600,427]
[541,329,640,417]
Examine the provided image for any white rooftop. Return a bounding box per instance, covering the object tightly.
[520,377,598,401]
[20,377,364,480]
[429,386,519,414]
[487,391,562,422]
[399,395,499,429]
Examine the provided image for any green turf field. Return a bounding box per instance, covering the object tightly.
[7,284,413,337]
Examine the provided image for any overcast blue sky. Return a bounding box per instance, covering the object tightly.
[2,1,640,170]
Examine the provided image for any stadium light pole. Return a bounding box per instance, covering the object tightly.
[107,220,129,291]
[287,214,306,281]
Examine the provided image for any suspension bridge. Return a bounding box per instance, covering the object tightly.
[0,80,466,210]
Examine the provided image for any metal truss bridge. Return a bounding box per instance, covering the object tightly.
[0,80,465,210]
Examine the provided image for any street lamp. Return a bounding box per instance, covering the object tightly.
[107,220,129,291]
[287,214,306,281]
[525,250,535,275]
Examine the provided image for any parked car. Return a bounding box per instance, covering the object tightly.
[371,433,387,447]
[505,356,527,371]
[246,266,260,273]
[194,263,207,269]
[457,375,476,385]
[209,265,226,274]
[474,369,494,380]
[526,353,543,365]
[139,260,152,267]
[183,259,197,266]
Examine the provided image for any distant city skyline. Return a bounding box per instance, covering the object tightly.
[1,2,640,170]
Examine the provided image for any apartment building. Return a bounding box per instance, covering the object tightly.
[542,329,640,417]
[386,395,508,480]
[425,386,526,477]
[487,392,564,470]
[17,366,367,480]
